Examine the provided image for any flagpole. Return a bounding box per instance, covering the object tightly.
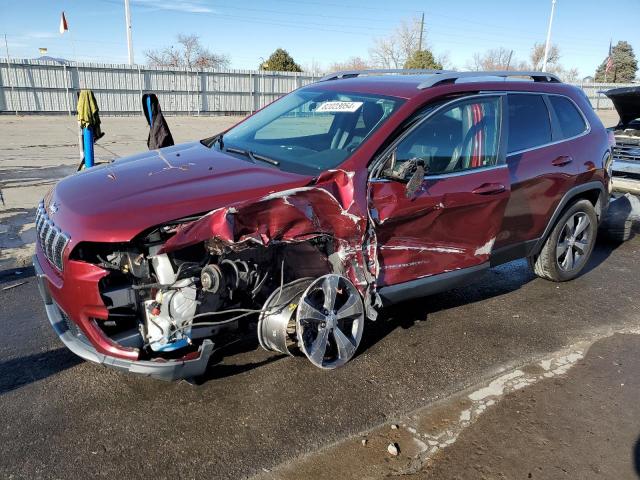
[542,0,557,72]
[3,34,18,115]
[124,0,134,65]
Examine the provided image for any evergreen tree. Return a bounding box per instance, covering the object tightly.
[260,49,302,72]
[594,41,638,83]
[403,49,443,70]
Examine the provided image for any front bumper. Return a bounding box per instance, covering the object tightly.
[34,255,214,381]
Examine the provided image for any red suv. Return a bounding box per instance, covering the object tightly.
[34,70,612,380]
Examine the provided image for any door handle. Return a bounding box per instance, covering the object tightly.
[472,183,506,195]
[552,155,573,167]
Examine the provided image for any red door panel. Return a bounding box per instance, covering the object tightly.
[370,165,511,286]
[496,143,578,248]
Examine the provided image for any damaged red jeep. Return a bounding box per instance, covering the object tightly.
[34,70,612,380]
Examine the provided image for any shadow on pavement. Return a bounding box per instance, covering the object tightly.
[635,436,640,478]
[0,266,34,285]
[195,335,285,384]
[359,238,625,356]
[0,347,82,395]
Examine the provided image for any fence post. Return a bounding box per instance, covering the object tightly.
[249,71,253,114]
[137,65,143,110]
[63,63,71,116]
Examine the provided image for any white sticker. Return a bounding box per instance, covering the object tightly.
[315,101,363,113]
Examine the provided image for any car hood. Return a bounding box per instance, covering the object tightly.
[49,142,313,242]
[604,86,640,127]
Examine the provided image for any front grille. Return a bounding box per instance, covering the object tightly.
[35,201,70,271]
[613,138,640,163]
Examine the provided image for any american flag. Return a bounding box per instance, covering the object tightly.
[605,40,613,73]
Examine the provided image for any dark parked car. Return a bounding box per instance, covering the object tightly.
[34,70,612,380]
[605,86,640,194]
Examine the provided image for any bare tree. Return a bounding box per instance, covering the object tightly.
[302,59,324,75]
[330,56,372,72]
[145,34,230,69]
[369,16,421,68]
[466,47,523,71]
[436,52,454,70]
[530,42,560,71]
[559,67,579,82]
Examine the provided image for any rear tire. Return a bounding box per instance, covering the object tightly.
[529,199,598,282]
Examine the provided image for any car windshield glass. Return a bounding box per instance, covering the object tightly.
[211,89,404,174]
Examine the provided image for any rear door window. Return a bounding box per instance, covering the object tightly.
[549,96,588,139]
[507,94,552,154]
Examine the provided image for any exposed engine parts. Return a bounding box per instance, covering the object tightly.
[86,232,363,371]
[144,278,197,352]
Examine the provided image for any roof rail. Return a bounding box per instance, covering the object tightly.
[416,71,561,89]
[319,69,453,82]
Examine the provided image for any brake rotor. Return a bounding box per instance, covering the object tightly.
[257,278,313,356]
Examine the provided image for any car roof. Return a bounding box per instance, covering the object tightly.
[307,71,565,100]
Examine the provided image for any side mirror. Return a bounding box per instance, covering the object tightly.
[381,152,426,197]
[405,160,425,198]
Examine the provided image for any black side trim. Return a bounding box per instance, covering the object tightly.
[490,239,539,267]
[531,181,605,256]
[378,262,489,305]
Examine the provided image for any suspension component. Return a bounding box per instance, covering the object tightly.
[257,278,313,356]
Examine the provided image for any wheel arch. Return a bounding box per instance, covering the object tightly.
[531,181,606,257]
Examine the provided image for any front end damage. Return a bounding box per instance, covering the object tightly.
[38,170,378,379]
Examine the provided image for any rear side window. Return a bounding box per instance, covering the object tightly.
[507,94,552,154]
[549,96,588,139]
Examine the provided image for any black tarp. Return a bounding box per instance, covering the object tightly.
[142,93,175,150]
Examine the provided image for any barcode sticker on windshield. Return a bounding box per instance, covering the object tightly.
[315,101,363,113]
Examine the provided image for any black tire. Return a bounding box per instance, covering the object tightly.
[600,219,634,242]
[529,199,598,282]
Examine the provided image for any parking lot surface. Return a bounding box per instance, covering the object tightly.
[1,234,638,479]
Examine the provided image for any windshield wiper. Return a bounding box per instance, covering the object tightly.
[226,146,248,156]
[250,152,280,166]
[223,146,280,167]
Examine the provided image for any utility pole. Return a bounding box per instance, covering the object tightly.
[4,34,17,115]
[505,50,514,70]
[542,0,557,72]
[417,12,425,52]
[124,0,134,65]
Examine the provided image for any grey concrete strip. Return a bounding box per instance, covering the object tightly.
[255,327,640,479]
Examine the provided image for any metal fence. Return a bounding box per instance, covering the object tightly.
[0,59,322,115]
[0,59,635,115]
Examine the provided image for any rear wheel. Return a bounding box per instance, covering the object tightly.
[529,199,597,282]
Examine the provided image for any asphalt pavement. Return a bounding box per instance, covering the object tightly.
[1,234,639,479]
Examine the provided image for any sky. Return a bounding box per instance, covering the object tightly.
[1,0,638,78]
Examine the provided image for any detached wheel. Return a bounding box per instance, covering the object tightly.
[529,199,597,282]
[296,274,365,369]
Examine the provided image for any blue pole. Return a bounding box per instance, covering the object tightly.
[146,96,153,126]
[83,127,94,168]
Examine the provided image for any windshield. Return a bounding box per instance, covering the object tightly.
[210,89,404,174]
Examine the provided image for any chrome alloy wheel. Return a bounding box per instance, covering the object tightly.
[556,212,592,272]
[296,274,365,369]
